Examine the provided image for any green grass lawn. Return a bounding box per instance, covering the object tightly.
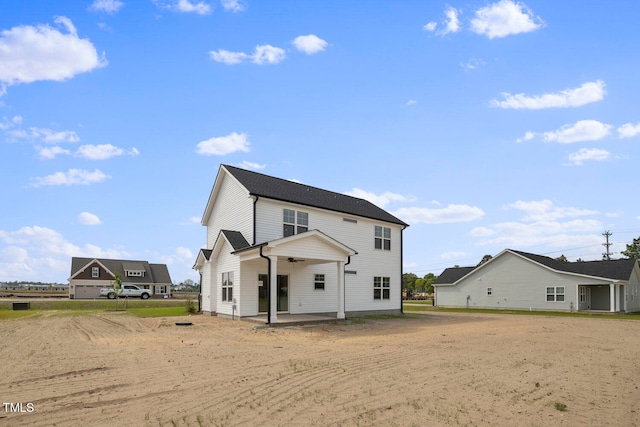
[0,299,195,319]
[402,303,640,319]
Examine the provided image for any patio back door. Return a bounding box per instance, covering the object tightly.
[258,274,289,313]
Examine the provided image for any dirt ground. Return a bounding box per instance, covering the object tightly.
[1,311,640,427]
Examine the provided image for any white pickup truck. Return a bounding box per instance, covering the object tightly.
[99,284,152,299]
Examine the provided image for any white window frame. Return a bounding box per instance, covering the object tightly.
[222,272,234,302]
[487,287,492,296]
[283,209,309,237]
[314,274,325,290]
[92,267,99,278]
[374,276,390,300]
[374,226,391,251]
[546,286,565,302]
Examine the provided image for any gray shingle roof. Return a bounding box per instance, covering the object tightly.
[433,267,475,285]
[512,250,637,281]
[434,250,638,285]
[220,230,251,251]
[70,257,173,284]
[223,165,409,226]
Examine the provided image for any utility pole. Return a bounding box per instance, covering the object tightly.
[602,230,612,260]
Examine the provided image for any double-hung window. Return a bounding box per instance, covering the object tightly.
[222,272,234,302]
[374,226,391,250]
[374,276,390,300]
[92,267,100,278]
[314,274,325,290]
[283,209,308,237]
[546,286,565,302]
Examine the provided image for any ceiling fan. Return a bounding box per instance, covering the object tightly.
[287,257,305,263]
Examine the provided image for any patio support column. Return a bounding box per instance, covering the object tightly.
[270,255,278,323]
[610,283,616,312]
[337,261,345,319]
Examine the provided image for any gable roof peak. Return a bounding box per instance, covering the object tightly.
[221,164,408,226]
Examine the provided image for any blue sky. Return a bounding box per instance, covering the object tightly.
[2,0,640,284]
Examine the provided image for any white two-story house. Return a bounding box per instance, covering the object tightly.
[193,164,409,323]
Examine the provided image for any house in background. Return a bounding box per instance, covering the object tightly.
[193,164,409,323]
[69,257,173,299]
[433,249,640,313]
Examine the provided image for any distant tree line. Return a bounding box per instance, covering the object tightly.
[402,273,437,294]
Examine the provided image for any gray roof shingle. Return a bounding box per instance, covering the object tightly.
[434,250,638,284]
[220,230,251,251]
[223,165,409,226]
[70,257,173,284]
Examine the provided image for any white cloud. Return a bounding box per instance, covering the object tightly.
[516,131,536,143]
[221,0,245,12]
[470,0,543,39]
[393,205,485,224]
[567,148,610,166]
[236,160,266,170]
[78,212,102,225]
[8,127,80,143]
[440,6,461,35]
[38,146,71,159]
[344,188,417,208]
[490,80,606,109]
[0,17,107,90]
[471,200,604,252]
[156,246,194,265]
[292,35,328,55]
[0,225,127,282]
[88,0,124,14]
[75,144,139,160]
[29,169,110,187]
[406,99,417,106]
[0,115,22,130]
[542,120,611,143]
[175,0,212,15]
[423,22,437,32]
[618,122,640,138]
[471,219,602,248]
[461,58,486,71]
[425,7,461,36]
[252,44,286,64]
[506,200,599,221]
[196,132,250,156]
[209,49,248,65]
[210,44,286,65]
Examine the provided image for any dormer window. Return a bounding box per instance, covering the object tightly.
[92,267,100,278]
[283,209,308,237]
[126,270,145,277]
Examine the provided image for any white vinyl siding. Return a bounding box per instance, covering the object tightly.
[206,173,254,248]
[435,252,613,311]
[255,198,402,314]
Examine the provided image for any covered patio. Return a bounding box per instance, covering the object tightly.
[233,229,357,324]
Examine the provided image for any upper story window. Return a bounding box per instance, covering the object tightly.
[374,226,391,250]
[283,209,308,237]
[126,270,144,277]
[92,267,100,278]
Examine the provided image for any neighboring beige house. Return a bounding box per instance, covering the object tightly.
[69,257,173,299]
[193,164,409,323]
[434,249,640,313]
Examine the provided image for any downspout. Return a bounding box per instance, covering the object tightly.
[252,196,258,245]
[198,272,202,312]
[344,256,351,319]
[400,225,407,315]
[259,245,271,325]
